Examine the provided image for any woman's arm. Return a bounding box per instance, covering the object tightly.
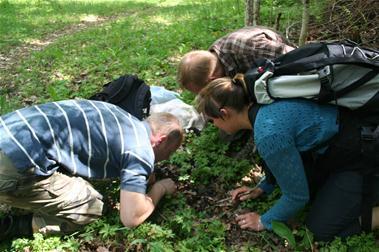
[257,133,310,230]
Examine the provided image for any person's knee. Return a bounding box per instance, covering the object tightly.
[306,171,364,241]
[306,218,335,242]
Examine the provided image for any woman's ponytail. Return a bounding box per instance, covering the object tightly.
[232,73,249,99]
[196,75,250,117]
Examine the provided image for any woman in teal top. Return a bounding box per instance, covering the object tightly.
[196,74,379,241]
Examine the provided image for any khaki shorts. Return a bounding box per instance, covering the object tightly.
[0,152,104,235]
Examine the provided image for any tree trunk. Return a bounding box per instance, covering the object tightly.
[298,0,310,46]
[245,0,254,26]
[253,0,260,26]
[245,0,260,26]
[274,12,282,31]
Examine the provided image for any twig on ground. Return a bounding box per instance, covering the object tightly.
[215,190,254,205]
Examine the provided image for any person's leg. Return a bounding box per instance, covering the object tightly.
[0,151,23,192]
[306,171,363,241]
[5,172,104,235]
[370,173,379,230]
[0,152,104,239]
[0,151,34,240]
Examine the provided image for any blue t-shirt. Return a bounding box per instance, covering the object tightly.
[0,99,154,194]
[253,99,339,229]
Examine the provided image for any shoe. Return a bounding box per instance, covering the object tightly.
[0,214,33,241]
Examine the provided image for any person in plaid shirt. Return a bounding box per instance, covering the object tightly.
[178,26,295,94]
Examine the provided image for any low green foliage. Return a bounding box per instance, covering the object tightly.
[11,233,80,252]
[272,221,297,248]
[272,220,315,250]
[171,125,251,186]
[319,233,379,252]
[0,95,17,114]
[1,0,378,251]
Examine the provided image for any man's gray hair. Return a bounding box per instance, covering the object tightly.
[146,112,184,147]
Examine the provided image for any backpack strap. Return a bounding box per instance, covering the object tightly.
[334,71,378,100]
[247,103,261,131]
[318,70,378,104]
[273,41,379,76]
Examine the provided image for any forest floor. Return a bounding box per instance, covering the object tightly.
[0,0,378,251]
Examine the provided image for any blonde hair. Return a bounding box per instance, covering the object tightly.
[177,50,217,91]
[146,112,184,148]
[196,74,250,119]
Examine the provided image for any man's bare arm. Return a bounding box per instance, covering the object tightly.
[119,178,176,228]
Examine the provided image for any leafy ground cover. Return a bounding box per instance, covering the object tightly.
[0,0,378,251]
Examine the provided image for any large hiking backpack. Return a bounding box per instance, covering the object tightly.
[89,74,151,120]
[244,40,379,116]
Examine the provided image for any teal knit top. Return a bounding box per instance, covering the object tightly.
[253,99,339,229]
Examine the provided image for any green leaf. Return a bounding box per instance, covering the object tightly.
[130,238,147,245]
[272,220,296,248]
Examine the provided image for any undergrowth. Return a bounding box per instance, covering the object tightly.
[0,0,378,251]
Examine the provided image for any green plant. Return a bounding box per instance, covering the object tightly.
[0,95,15,115]
[1,0,378,251]
[319,233,379,252]
[176,218,226,251]
[126,223,175,251]
[272,221,316,251]
[171,125,251,186]
[12,233,62,252]
[272,220,296,248]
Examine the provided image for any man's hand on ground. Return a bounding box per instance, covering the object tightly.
[155,178,177,195]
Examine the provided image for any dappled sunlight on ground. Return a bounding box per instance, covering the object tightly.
[150,15,173,25]
[80,14,105,23]
[25,39,52,46]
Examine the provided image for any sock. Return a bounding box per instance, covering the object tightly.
[372,206,379,230]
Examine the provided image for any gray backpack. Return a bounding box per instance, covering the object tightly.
[245,40,379,117]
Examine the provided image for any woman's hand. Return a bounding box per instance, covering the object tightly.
[230,186,264,202]
[236,212,265,231]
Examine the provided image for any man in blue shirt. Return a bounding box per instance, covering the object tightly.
[0,99,184,240]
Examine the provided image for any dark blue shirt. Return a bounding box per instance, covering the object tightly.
[0,100,154,193]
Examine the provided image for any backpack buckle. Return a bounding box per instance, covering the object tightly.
[257,66,265,73]
[361,126,379,141]
[318,65,335,103]
[318,65,333,87]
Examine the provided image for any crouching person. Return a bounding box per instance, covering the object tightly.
[0,99,183,241]
[196,75,379,242]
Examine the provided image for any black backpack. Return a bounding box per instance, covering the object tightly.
[89,75,151,120]
[244,40,379,117]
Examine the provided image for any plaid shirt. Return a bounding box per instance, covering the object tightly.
[210,26,294,76]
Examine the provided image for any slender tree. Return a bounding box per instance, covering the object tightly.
[245,0,260,26]
[245,0,254,26]
[253,0,260,25]
[298,0,310,46]
[274,12,282,31]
